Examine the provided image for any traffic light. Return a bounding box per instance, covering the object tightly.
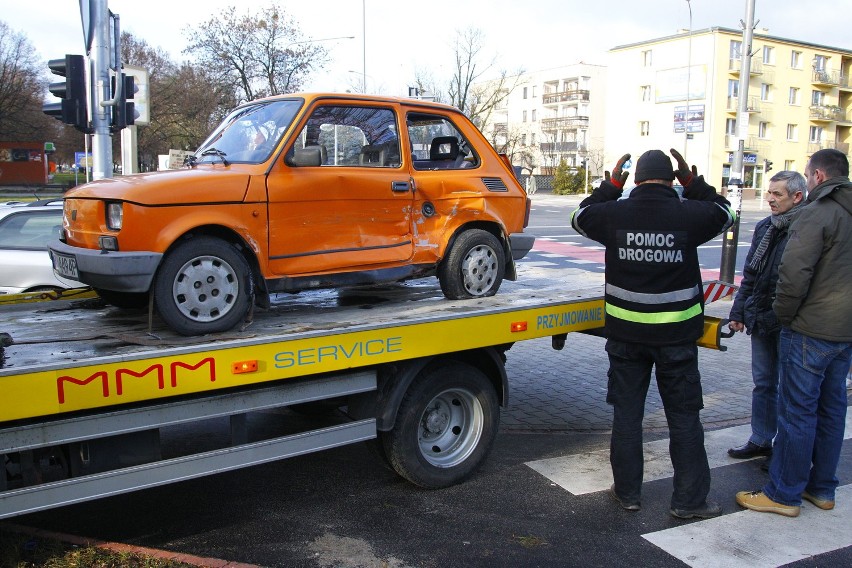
[110,72,136,132]
[581,159,587,169]
[764,159,773,173]
[43,54,90,133]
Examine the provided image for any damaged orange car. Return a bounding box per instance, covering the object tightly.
[49,93,534,335]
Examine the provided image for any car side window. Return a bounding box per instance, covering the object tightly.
[0,211,62,250]
[289,105,401,168]
[407,112,479,171]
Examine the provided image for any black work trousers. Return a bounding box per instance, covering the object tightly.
[605,339,711,510]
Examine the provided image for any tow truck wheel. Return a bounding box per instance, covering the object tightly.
[382,361,499,488]
[154,236,252,336]
[438,229,504,299]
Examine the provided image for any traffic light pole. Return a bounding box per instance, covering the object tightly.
[89,0,113,180]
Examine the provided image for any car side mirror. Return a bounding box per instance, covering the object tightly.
[286,146,323,167]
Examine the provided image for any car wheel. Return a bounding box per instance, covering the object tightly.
[94,288,150,309]
[381,361,499,488]
[438,229,504,299]
[153,236,253,336]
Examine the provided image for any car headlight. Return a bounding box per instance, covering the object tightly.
[106,202,123,230]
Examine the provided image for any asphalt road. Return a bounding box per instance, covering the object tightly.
[6,192,851,568]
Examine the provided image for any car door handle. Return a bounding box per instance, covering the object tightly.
[391,181,410,192]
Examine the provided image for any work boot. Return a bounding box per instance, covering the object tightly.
[609,484,640,511]
[670,501,722,519]
[736,490,800,517]
[728,441,772,459]
[802,491,835,510]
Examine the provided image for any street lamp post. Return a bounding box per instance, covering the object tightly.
[684,0,692,156]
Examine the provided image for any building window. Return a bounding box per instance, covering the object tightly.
[762,46,774,64]
[726,118,737,135]
[641,50,652,67]
[640,85,651,101]
[758,121,769,138]
[810,125,823,143]
[791,50,802,69]
[730,40,742,59]
[521,134,527,146]
[786,124,798,141]
[531,109,537,122]
[639,121,650,136]
[523,87,528,99]
[812,90,825,105]
[788,87,800,105]
[532,85,536,97]
[728,79,739,98]
[522,110,527,122]
[760,84,771,101]
[784,159,795,171]
[813,54,827,71]
[531,133,536,145]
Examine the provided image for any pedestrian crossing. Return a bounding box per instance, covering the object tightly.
[525,414,852,567]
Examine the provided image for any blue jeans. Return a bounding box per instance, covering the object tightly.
[605,340,711,510]
[749,331,780,448]
[764,328,852,505]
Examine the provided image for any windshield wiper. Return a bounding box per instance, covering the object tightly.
[200,147,230,166]
[183,154,197,168]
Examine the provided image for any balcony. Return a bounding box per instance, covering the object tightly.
[811,69,840,86]
[726,96,761,113]
[539,141,587,153]
[809,105,846,122]
[492,123,508,135]
[541,116,590,130]
[729,58,763,75]
[725,134,762,152]
[542,90,590,105]
[808,140,847,154]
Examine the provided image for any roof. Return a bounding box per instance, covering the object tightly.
[610,26,852,56]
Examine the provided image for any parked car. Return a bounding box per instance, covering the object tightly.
[50,93,535,335]
[0,200,84,294]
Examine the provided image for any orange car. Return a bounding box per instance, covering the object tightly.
[49,93,534,335]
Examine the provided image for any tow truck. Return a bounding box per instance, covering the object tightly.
[0,278,735,519]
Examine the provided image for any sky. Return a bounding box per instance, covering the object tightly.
[4,0,851,96]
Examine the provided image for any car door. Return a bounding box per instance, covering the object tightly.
[266,102,414,277]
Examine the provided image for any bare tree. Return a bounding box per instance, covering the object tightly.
[0,21,55,142]
[446,28,522,128]
[121,32,236,169]
[183,3,328,103]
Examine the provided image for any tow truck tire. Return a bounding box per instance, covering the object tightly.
[438,229,504,299]
[382,361,499,488]
[154,236,252,336]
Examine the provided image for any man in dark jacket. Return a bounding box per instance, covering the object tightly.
[571,149,735,519]
[727,171,807,459]
[737,148,852,517]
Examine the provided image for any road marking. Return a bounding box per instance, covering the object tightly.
[642,484,852,568]
[526,414,852,495]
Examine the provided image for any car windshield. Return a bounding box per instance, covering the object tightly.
[195,100,302,164]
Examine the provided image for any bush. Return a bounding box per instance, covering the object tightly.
[552,159,589,195]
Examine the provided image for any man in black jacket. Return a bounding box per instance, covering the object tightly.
[727,171,807,460]
[571,149,735,519]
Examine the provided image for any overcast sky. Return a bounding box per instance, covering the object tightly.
[5,0,850,95]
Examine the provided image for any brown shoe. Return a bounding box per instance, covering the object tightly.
[802,491,835,510]
[736,490,800,517]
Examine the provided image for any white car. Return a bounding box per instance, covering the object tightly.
[0,200,85,294]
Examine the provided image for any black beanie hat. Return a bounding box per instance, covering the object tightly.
[634,150,675,183]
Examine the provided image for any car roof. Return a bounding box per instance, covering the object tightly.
[0,199,63,219]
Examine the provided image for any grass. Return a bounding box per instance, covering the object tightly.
[0,529,197,568]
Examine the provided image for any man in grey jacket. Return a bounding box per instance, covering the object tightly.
[736,148,852,517]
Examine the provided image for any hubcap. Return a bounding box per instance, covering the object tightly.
[461,244,498,296]
[418,388,483,468]
[172,255,239,322]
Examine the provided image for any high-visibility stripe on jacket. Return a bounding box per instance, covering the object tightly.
[571,177,735,345]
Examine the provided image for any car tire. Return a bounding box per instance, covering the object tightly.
[381,361,499,488]
[438,229,504,299]
[94,288,150,309]
[153,236,253,336]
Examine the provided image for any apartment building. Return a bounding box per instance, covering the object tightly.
[480,63,608,176]
[606,27,852,196]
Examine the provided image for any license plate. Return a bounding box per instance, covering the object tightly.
[52,252,79,280]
